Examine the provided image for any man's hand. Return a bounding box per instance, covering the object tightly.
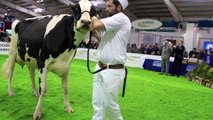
[91,16,105,31]
[168,42,172,47]
[91,16,99,30]
[92,16,99,21]
[92,30,101,42]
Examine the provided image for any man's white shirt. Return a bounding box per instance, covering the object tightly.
[97,12,131,65]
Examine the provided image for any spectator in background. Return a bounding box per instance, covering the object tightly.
[171,45,176,57]
[160,41,173,75]
[144,44,148,54]
[206,47,213,55]
[189,48,198,58]
[79,41,87,48]
[156,50,161,55]
[0,31,11,43]
[130,43,140,53]
[197,49,205,60]
[139,43,145,54]
[183,50,188,58]
[93,42,99,49]
[171,41,185,77]
[127,43,131,52]
[153,43,160,54]
[147,45,153,54]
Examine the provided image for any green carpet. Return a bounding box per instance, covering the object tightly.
[0,55,213,120]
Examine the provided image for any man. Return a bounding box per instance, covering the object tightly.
[171,41,185,77]
[130,43,140,53]
[189,48,198,58]
[206,47,213,55]
[160,41,173,75]
[139,43,145,54]
[91,0,131,119]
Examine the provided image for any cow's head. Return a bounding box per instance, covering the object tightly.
[0,31,11,43]
[72,0,96,32]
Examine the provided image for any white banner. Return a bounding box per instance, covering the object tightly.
[75,48,98,62]
[75,48,174,68]
[0,42,10,55]
[1,47,174,69]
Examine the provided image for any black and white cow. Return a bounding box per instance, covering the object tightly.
[0,31,11,43]
[4,0,96,119]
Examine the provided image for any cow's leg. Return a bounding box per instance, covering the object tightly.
[62,70,73,113]
[28,67,39,96]
[33,67,47,120]
[7,54,16,96]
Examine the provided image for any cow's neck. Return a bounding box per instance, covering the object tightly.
[73,27,88,46]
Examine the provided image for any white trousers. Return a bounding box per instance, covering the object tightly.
[92,64,125,120]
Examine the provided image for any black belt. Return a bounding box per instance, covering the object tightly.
[98,62,124,69]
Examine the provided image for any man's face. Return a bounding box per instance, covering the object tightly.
[106,0,118,17]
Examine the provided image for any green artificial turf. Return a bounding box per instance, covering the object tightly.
[0,55,213,120]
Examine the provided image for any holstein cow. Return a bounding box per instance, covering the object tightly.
[4,0,96,119]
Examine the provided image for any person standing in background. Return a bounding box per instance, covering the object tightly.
[171,41,185,77]
[160,41,173,75]
[206,47,213,55]
[91,0,131,119]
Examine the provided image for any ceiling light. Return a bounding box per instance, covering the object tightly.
[36,0,43,3]
[34,8,43,13]
[92,1,98,6]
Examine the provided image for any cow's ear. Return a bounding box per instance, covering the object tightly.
[71,4,80,14]
[90,6,97,17]
[71,4,81,20]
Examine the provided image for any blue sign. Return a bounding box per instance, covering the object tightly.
[0,22,4,31]
[186,64,197,72]
[204,41,213,51]
[4,15,15,22]
[152,60,161,67]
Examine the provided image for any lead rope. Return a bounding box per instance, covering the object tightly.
[122,68,128,97]
[87,31,106,74]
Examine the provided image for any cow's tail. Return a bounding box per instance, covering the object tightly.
[0,58,9,80]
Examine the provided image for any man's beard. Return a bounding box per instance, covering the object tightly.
[107,10,119,17]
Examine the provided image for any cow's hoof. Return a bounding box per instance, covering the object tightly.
[33,112,41,120]
[65,107,74,113]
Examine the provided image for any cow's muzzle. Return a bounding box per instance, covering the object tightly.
[81,20,91,29]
